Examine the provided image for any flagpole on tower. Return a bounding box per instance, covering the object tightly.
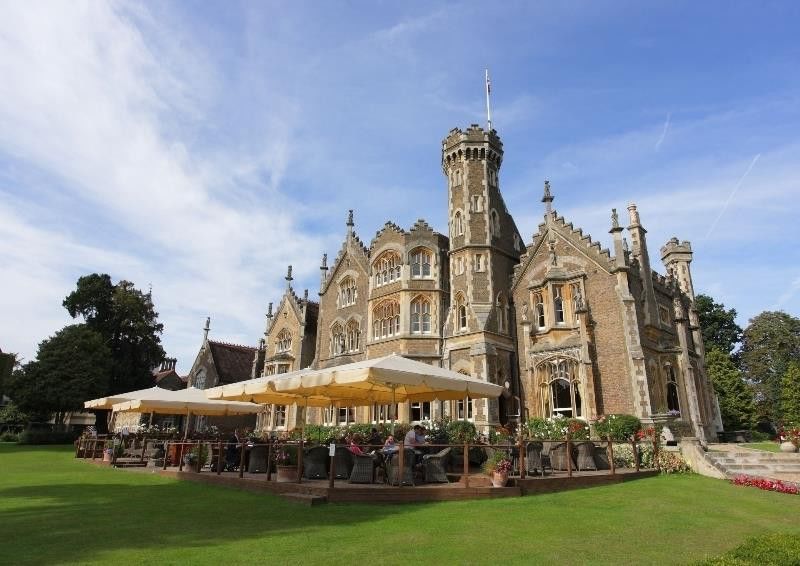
[485,68,492,131]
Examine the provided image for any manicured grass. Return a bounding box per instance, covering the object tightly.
[743,442,783,453]
[2,445,799,565]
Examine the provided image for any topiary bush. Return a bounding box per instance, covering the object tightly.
[0,431,20,442]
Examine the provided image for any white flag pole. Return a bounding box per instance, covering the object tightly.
[485,68,492,131]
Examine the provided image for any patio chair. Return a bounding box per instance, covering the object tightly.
[575,441,597,471]
[333,446,354,479]
[387,448,415,486]
[303,445,329,480]
[247,445,268,473]
[423,447,451,483]
[549,442,574,470]
[593,445,610,470]
[349,453,375,484]
[525,442,551,476]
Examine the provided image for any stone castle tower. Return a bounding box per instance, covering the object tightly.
[441,125,524,427]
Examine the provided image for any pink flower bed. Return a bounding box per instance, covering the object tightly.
[731,475,800,495]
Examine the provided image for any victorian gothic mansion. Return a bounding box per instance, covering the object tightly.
[189,124,722,442]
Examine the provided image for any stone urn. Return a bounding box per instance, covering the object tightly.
[780,441,798,453]
[491,471,508,488]
[276,465,298,483]
[102,450,112,463]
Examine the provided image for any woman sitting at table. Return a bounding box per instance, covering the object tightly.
[348,434,365,456]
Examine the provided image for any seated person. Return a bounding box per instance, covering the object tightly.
[382,435,398,459]
[225,430,240,471]
[367,428,383,450]
[348,434,366,456]
[404,424,428,449]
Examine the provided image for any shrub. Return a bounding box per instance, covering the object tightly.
[446,420,477,444]
[17,429,80,445]
[656,450,692,474]
[593,414,642,441]
[481,450,513,475]
[525,416,588,440]
[698,533,800,565]
[748,429,771,442]
[185,444,209,468]
[425,418,450,445]
[0,431,19,442]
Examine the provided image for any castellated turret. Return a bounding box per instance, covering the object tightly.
[661,237,695,299]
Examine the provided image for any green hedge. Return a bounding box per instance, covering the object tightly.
[593,414,642,441]
[17,430,81,445]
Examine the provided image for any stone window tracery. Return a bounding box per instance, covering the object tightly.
[330,323,345,356]
[372,300,400,339]
[338,276,357,308]
[276,329,292,353]
[534,292,545,328]
[346,319,360,352]
[453,211,464,237]
[374,251,402,287]
[411,296,432,334]
[553,285,565,324]
[539,358,582,418]
[410,248,432,278]
[666,364,680,413]
[496,293,507,333]
[455,294,468,331]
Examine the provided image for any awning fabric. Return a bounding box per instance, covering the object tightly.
[111,387,262,416]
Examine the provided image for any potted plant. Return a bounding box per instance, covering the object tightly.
[184,444,209,471]
[779,425,799,453]
[273,446,298,482]
[482,450,513,487]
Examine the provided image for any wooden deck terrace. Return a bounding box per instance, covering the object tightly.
[85,460,657,505]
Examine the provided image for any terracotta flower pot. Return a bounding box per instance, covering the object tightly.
[780,441,798,453]
[491,471,508,487]
[276,465,298,483]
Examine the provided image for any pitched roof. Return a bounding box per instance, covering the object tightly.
[207,340,257,385]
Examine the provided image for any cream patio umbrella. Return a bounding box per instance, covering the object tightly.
[111,387,263,417]
[271,354,505,432]
[84,386,170,410]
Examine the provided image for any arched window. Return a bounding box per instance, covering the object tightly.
[490,209,500,237]
[374,252,401,287]
[453,211,464,236]
[372,300,400,339]
[330,323,344,356]
[454,294,467,331]
[410,248,432,278]
[338,277,357,308]
[553,285,565,324]
[276,330,292,353]
[534,292,545,328]
[411,297,432,334]
[541,358,581,418]
[666,365,680,413]
[496,293,507,333]
[346,319,360,352]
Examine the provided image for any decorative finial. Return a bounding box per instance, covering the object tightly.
[611,208,619,229]
[303,289,308,303]
[542,180,554,215]
[286,265,293,288]
[321,253,328,270]
[627,203,641,226]
[346,209,354,228]
[203,316,210,341]
[267,303,273,318]
[623,237,630,253]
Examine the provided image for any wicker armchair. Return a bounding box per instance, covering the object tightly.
[525,442,551,476]
[303,445,329,480]
[387,448,415,486]
[423,447,451,483]
[575,441,597,471]
[333,446,354,479]
[549,442,574,470]
[247,445,268,473]
[349,453,375,484]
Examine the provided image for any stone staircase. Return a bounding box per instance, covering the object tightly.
[704,447,800,479]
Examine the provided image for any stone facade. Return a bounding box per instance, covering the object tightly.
[241,124,721,441]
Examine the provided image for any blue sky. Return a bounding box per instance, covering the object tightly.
[1,1,799,372]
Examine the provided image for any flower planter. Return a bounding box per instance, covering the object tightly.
[491,471,508,488]
[780,441,798,453]
[276,465,298,483]
[102,452,112,463]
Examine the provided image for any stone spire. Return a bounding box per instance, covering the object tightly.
[264,303,273,338]
[626,203,658,326]
[202,316,210,342]
[542,180,554,216]
[346,209,354,235]
[609,208,626,269]
[285,265,293,289]
[319,252,328,292]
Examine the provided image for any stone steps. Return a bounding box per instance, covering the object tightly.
[704,449,800,478]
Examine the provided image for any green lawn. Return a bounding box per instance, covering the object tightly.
[743,442,783,453]
[1,444,799,565]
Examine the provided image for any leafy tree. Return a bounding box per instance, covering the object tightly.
[695,294,742,356]
[0,349,15,398]
[781,362,800,426]
[740,311,800,422]
[6,325,112,428]
[63,274,165,395]
[706,347,755,430]
[0,402,29,429]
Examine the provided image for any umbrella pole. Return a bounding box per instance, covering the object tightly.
[184,411,192,439]
[391,385,396,436]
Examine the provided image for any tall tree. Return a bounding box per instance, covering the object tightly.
[695,294,742,356]
[740,311,800,422]
[6,325,112,428]
[0,349,15,398]
[781,362,800,426]
[63,274,165,395]
[705,347,755,430]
